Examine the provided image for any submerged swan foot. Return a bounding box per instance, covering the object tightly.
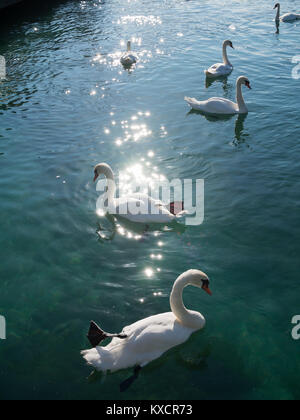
[87,321,127,347]
[120,366,142,393]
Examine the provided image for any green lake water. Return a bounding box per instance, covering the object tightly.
[0,0,300,400]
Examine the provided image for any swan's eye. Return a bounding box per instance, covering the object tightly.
[202,280,209,289]
[201,279,212,295]
[93,169,99,182]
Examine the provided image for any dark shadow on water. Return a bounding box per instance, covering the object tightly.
[122,63,137,74]
[205,75,231,91]
[187,108,248,127]
[0,0,71,24]
[187,110,250,146]
[187,108,236,122]
[233,113,249,145]
[96,213,186,244]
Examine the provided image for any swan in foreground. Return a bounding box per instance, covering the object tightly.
[93,163,186,224]
[205,40,234,78]
[274,3,300,22]
[185,76,251,115]
[120,41,138,66]
[82,270,212,379]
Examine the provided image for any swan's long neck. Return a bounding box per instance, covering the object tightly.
[127,42,131,52]
[275,5,280,21]
[223,43,231,66]
[236,79,248,113]
[103,166,116,202]
[170,272,205,330]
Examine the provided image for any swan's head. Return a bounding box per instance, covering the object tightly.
[185,269,212,296]
[93,163,114,182]
[274,3,280,9]
[224,40,234,49]
[239,76,252,90]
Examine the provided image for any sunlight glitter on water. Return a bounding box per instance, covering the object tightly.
[117,15,162,26]
[119,162,159,196]
[111,112,153,146]
[2,0,300,402]
[145,268,154,278]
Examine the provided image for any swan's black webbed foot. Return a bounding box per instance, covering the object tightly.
[134,365,142,375]
[120,366,142,393]
[87,321,127,347]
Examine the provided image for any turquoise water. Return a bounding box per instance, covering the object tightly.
[1,0,300,400]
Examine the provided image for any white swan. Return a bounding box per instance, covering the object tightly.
[81,269,212,374]
[205,40,234,78]
[120,41,138,66]
[274,3,300,22]
[185,76,251,115]
[93,163,186,224]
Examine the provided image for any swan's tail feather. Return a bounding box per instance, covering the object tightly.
[176,210,189,219]
[81,349,96,367]
[81,347,110,371]
[184,96,198,107]
[87,321,127,348]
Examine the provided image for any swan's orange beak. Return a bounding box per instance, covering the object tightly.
[245,81,252,90]
[202,285,212,296]
[94,173,99,182]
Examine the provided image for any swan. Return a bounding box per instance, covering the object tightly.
[120,41,138,66]
[93,163,186,224]
[81,269,212,376]
[274,3,300,22]
[205,40,234,78]
[185,76,251,115]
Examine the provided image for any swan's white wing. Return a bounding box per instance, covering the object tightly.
[130,193,166,208]
[115,196,144,211]
[82,313,195,372]
[115,193,175,223]
[185,96,238,114]
[123,314,194,353]
[205,63,233,77]
[281,13,300,22]
[115,194,167,212]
